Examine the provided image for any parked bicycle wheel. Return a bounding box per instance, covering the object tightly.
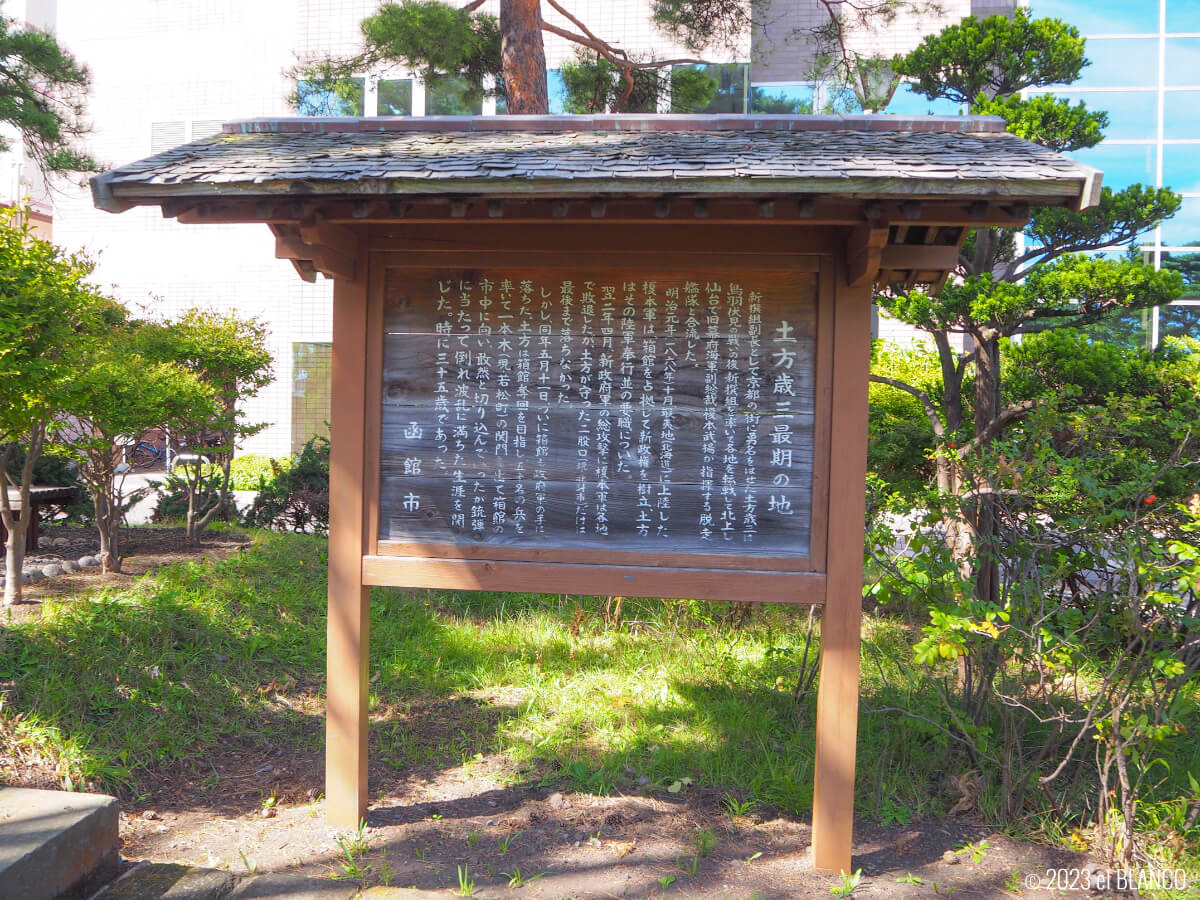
[127,444,158,469]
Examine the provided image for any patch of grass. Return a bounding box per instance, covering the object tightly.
[0,532,329,791]
[2,529,1198,879]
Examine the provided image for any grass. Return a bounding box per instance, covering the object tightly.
[2,529,1198,890]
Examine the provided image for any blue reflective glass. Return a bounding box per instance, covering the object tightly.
[1051,90,1157,139]
[750,83,814,114]
[885,82,962,115]
[1071,143,1156,190]
[1034,0,1156,35]
[1159,303,1200,340]
[1162,251,1200,297]
[1163,144,1200,193]
[1166,39,1200,84]
[1160,196,1200,245]
[1166,1,1200,33]
[1074,39,1159,87]
[297,78,364,116]
[1084,307,1152,349]
[1164,92,1200,137]
[547,70,567,115]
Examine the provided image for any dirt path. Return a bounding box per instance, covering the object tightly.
[117,750,1106,899]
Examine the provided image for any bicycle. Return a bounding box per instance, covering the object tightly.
[126,440,168,469]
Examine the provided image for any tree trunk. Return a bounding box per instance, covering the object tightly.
[92,487,121,574]
[3,522,26,605]
[500,0,548,114]
[971,333,1003,610]
[185,466,198,545]
[2,425,44,605]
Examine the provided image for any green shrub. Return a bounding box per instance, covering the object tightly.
[228,454,290,491]
[869,345,944,498]
[244,435,329,534]
[151,470,233,526]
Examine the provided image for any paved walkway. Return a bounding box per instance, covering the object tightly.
[94,863,447,899]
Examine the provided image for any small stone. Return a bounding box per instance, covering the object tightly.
[62,560,80,573]
[23,570,40,584]
[546,791,568,809]
[41,564,63,577]
[637,775,650,785]
[143,809,159,820]
[79,556,99,567]
[942,849,959,865]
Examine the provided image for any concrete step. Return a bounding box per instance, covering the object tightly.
[0,786,119,900]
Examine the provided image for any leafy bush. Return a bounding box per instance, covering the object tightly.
[151,470,233,526]
[869,345,945,498]
[244,435,329,534]
[228,454,290,491]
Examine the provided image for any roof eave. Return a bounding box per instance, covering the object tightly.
[99,174,1097,211]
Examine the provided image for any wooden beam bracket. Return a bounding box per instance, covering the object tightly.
[845,224,889,287]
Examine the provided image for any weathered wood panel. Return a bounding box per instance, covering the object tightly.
[378,266,818,558]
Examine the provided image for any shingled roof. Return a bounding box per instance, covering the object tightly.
[92,114,1102,213]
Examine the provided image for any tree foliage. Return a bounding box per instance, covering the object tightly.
[0,207,110,603]
[138,310,273,545]
[0,13,96,174]
[57,319,218,572]
[894,8,1089,103]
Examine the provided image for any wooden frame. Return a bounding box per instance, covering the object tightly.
[359,236,836,604]
[325,221,870,874]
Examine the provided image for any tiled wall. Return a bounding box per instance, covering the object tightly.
[48,0,1018,456]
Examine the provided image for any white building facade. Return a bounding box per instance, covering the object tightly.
[48,0,1031,456]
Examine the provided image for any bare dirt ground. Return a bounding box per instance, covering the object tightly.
[7,528,1115,898]
[116,744,1107,899]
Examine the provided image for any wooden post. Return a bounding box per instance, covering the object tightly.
[810,278,871,873]
[326,250,371,827]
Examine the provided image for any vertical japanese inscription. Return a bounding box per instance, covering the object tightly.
[380,267,817,558]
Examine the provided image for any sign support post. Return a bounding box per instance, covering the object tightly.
[810,278,872,873]
[326,257,371,827]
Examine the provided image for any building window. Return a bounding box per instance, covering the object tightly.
[1071,144,1156,190]
[750,83,814,114]
[426,73,484,115]
[671,63,749,114]
[377,78,413,115]
[886,82,963,116]
[292,342,331,454]
[296,78,365,116]
[1072,38,1158,88]
[1159,302,1200,341]
[547,69,568,114]
[1033,0,1154,36]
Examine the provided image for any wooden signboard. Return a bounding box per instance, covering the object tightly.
[330,232,869,875]
[361,253,834,604]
